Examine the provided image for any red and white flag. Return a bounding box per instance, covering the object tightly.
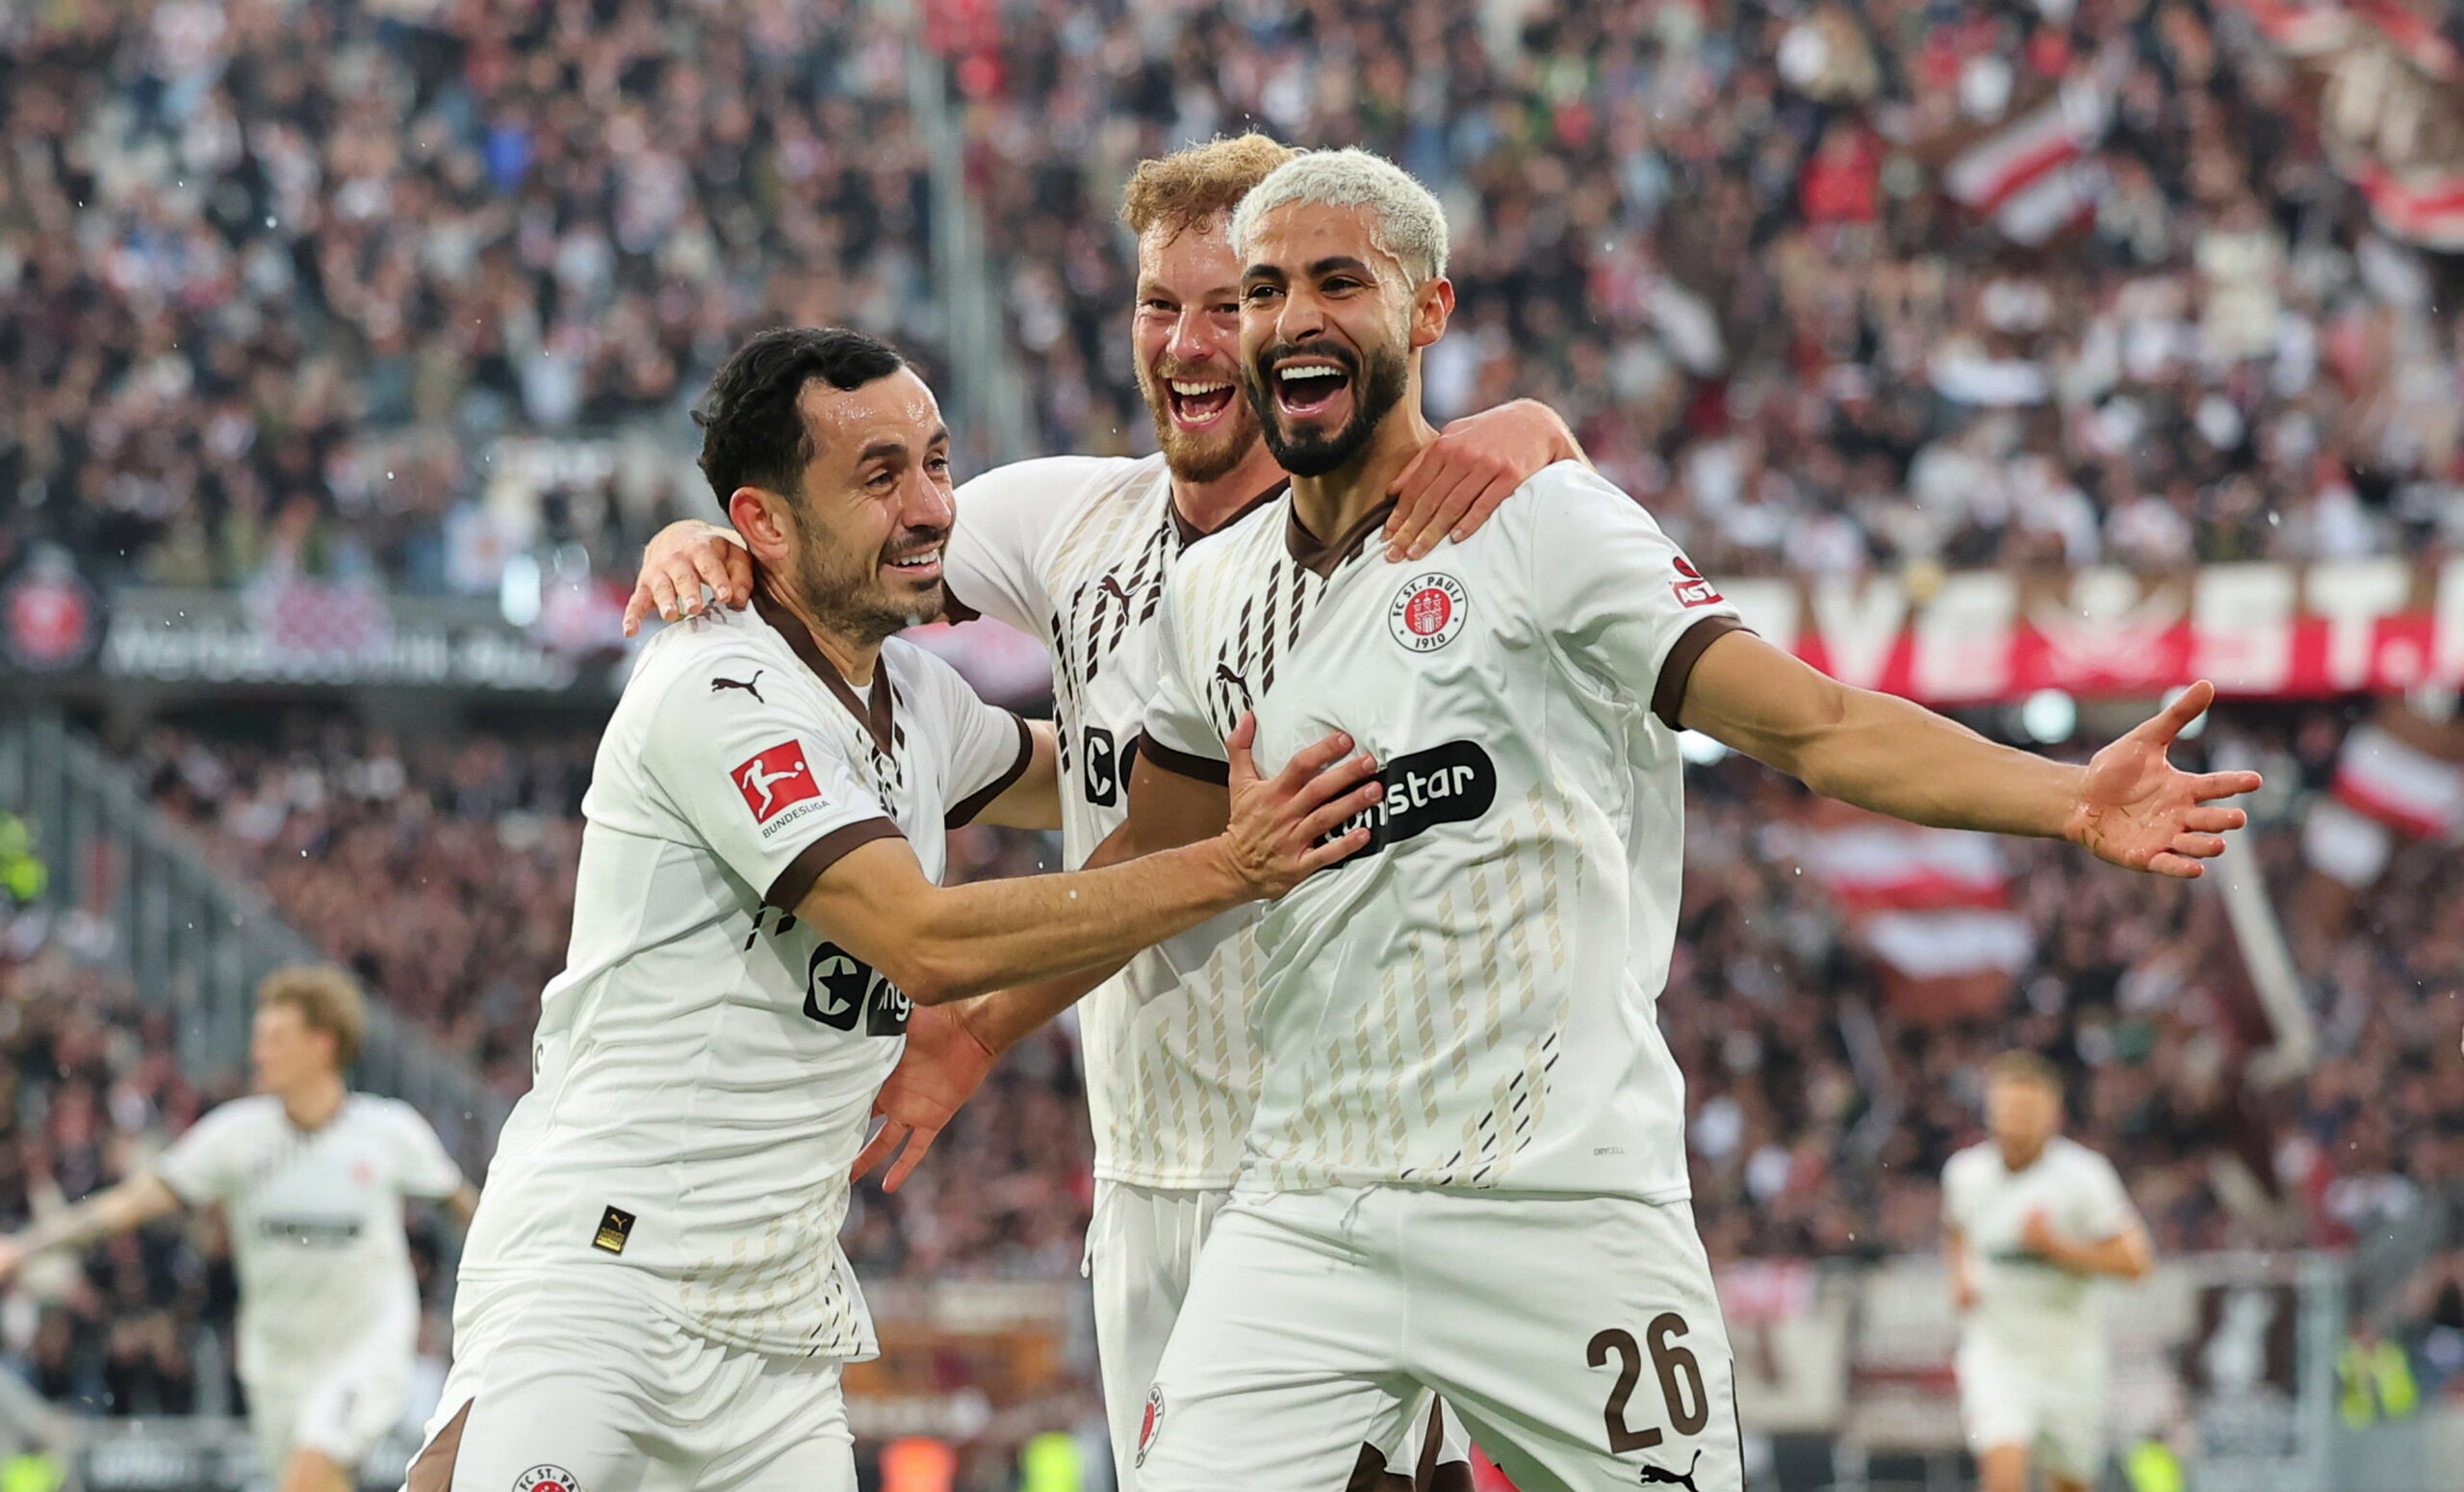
[1939,77,2113,244]
[1795,803,2034,1019]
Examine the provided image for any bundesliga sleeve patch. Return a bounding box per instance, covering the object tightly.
[733,740,824,824]
[1671,554,1724,608]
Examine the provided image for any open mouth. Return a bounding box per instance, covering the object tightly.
[1270,357,1353,420]
[1165,375,1239,430]
[884,543,943,583]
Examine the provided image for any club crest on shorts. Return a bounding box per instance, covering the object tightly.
[512,1466,580,1492]
[1389,572,1468,653]
[1135,1385,1165,1467]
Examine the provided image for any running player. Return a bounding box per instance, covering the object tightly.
[1116,148,2260,1492]
[625,134,1576,1488]
[0,966,476,1492]
[408,327,1377,1492]
[1944,1052,2153,1492]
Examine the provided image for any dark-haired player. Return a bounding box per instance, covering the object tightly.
[406,327,1378,1492]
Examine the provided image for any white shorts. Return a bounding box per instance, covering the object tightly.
[405,1273,855,1492]
[1091,1180,1467,1488]
[1134,1186,1742,1492]
[248,1344,412,1474]
[1956,1335,2105,1482]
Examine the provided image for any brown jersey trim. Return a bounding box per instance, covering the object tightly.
[941,585,983,624]
[1653,615,1750,731]
[753,589,898,755]
[405,1399,472,1492]
[1135,731,1230,786]
[1171,478,1292,550]
[945,712,1036,829]
[1286,497,1399,578]
[765,817,904,910]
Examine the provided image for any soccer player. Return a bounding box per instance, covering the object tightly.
[408,326,1377,1492]
[1944,1052,2153,1492]
[626,134,1576,1488]
[1113,147,2260,1492]
[0,966,476,1492]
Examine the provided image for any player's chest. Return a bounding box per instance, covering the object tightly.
[233,1134,389,1235]
[802,700,949,879]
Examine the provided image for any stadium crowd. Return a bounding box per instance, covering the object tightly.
[8,0,2464,604]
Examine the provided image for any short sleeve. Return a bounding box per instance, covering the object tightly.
[944,458,1101,633]
[1135,572,1229,785]
[152,1105,254,1207]
[1939,1152,1973,1231]
[895,646,1035,828]
[2072,1152,2139,1242]
[384,1103,466,1200]
[639,656,903,910]
[1530,466,1745,729]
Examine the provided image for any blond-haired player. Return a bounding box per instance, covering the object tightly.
[1944,1052,2154,1492]
[0,967,478,1492]
[627,134,1578,1488]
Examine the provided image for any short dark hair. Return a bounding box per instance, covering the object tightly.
[693,327,908,509]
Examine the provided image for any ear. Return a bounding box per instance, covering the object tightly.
[1408,276,1454,351]
[726,486,795,565]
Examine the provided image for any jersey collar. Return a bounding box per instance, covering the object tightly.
[753,589,898,756]
[1169,476,1291,551]
[1284,497,1399,579]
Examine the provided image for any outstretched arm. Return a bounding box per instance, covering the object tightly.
[0,1173,183,1281]
[1678,633,2262,877]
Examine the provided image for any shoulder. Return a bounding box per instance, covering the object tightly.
[628,607,781,697]
[957,453,1160,515]
[881,635,986,710]
[348,1094,436,1135]
[1943,1144,1993,1185]
[2054,1137,2123,1183]
[1505,460,1668,535]
[180,1094,279,1144]
[1169,496,1287,593]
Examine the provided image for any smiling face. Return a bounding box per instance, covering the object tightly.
[730,366,956,644]
[1236,199,1446,479]
[1131,217,1265,485]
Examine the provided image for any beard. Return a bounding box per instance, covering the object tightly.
[1136,358,1257,485]
[791,513,945,647]
[1243,340,1410,479]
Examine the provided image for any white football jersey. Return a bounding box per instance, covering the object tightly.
[1943,1136,2139,1357]
[1142,461,1744,1198]
[152,1093,463,1381]
[948,453,1282,1190]
[458,595,1031,1358]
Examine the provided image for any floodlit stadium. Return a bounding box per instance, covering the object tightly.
[2,1,2461,1490]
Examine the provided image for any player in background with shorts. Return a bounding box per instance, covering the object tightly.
[1110,148,2260,1492]
[626,134,1577,1489]
[1944,1052,2153,1492]
[412,327,1377,1492]
[0,967,476,1492]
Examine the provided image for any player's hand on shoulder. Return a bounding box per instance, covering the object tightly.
[1382,399,1580,562]
[1220,713,1383,898]
[624,519,754,636]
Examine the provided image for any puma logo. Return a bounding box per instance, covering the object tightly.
[1096,574,1137,605]
[711,671,765,704]
[1211,661,1252,710]
[1638,1451,1702,1491]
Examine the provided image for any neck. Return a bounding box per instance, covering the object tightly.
[281,1074,346,1131]
[1290,398,1438,548]
[1998,1135,2048,1170]
[1169,441,1290,535]
[758,571,883,685]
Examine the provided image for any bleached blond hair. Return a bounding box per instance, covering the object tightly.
[1228,147,1450,284]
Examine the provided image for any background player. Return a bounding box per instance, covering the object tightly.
[1944,1051,2154,1492]
[0,967,475,1492]
[1116,147,2260,1492]
[625,134,1578,1488]
[413,327,1378,1492]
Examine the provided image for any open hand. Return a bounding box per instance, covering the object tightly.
[2066,682,2263,878]
[1221,714,1383,898]
[623,520,755,636]
[851,1004,997,1193]
[1382,399,1579,562]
